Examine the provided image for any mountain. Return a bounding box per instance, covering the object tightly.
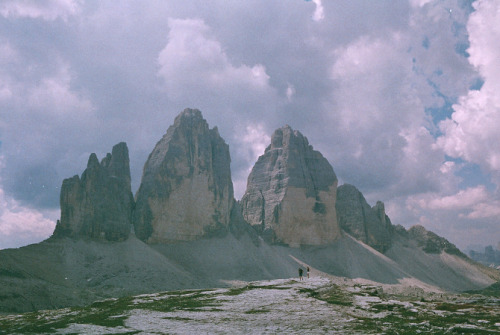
[241,125,340,247]
[336,184,393,253]
[133,108,234,243]
[0,108,498,314]
[52,142,134,241]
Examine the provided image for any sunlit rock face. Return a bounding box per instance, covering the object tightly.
[54,142,134,241]
[133,108,234,243]
[241,125,340,247]
[335,184,392,253]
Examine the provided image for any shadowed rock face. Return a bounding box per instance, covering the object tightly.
[241,125,340,247]
[53,142,134,241]
[335,184,392,253]
[133,108,234,243]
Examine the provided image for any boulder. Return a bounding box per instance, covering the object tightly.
[53,142,134,241]
[133,108,234,243]
[241,125,340,247]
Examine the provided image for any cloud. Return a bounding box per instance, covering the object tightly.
[0,0,497,251]
[0,0,80,21]
[414,185,489,211]
[327,33,441,197]
[232,124,270,199]
[158,18,274,104]
[312,0,324,22]
[437,0,500,184]
[0,56,96,208]
[0,158,56,249]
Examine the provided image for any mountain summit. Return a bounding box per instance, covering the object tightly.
[133,108,234,243]
[241,125,340,247]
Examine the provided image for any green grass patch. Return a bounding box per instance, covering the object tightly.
[299,286,353,306]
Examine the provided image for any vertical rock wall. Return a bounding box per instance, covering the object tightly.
[133,108,234,243]
[241,125,340,247]
[54,142,134,241]
[335,184,392,253]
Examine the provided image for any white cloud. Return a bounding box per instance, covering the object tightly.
[27,65,93,115]
[437,0,500,183]
[0,158,56,249]
[232,124,270,199]
[407,184,500,221]
[328,33,444,197]
[417,186,489,211]
[409,0,435,8]
[0,0,80,21]
[466,200,500,219]
[158,18,272,102]
[286,83,295,102]
[312,0,324,22]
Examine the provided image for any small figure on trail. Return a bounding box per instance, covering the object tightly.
[298,268,304,281]
[307,266,310,278]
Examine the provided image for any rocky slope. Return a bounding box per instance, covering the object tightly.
[133,108,234,243]
[241,125,340,247]
[52,142,134,241]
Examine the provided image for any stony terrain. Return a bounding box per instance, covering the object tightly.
[1,275,500,334]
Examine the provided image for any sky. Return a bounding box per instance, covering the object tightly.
[0,0,499,251]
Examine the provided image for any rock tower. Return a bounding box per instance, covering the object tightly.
[53,142,134,241]
[241,125,340,247]
[133,108,234,243]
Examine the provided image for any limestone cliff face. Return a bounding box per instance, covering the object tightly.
[335,184,392,253]
[241,125,340,247]
[133,108,234,243]
[53,142,134,241]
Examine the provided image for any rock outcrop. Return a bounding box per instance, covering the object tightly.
[407,225,466,257]
[335,184,392,253]
[53,142,134,241]
[241,125,340,247]
[133,108,234,243]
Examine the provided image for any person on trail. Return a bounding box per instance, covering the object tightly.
[307,266,310,278]
[298,268,303,281]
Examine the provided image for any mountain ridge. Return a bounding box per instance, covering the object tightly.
[1,108,498,314]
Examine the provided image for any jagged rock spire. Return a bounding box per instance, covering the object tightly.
[53,142,134,241]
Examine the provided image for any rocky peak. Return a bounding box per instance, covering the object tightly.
[241,125,340,247]
[53,142,134,241]
[133,108,234,243]
[336,184,392,253]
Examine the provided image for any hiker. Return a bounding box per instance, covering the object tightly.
[307,266,310,278]
[298,268,303,281]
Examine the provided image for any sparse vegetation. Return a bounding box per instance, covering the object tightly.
[0,277,499,334]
